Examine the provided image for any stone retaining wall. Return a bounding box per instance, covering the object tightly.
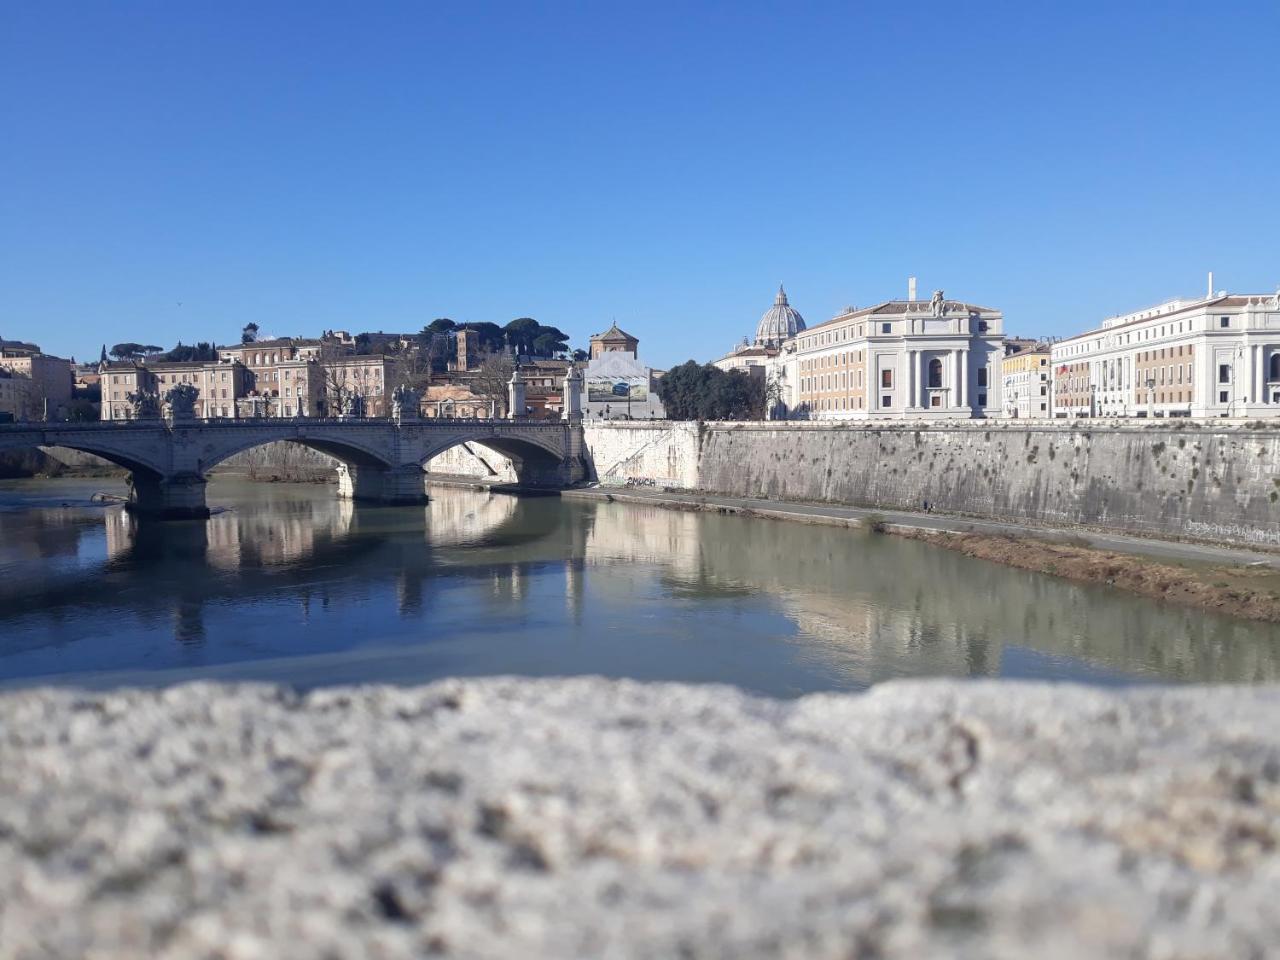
[586,420,1280,547]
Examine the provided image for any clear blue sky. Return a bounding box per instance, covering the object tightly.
[3,0,1278,368]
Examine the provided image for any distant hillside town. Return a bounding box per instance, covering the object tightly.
[3,272,1280,424]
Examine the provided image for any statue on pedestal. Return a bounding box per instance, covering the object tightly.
[163,383,200,421]
[126,390,161,419]
[391,383,421,423]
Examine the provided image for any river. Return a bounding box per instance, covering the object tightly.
[0,477,1276,693]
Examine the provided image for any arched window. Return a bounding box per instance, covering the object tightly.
[1270,352,1280,383]
[928,358,943,388]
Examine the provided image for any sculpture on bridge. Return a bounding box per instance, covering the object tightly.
[126,390,161,419]
[391,383,421,423]
[163,383,200,421]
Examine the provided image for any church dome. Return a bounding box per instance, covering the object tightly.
[755,285,805,347]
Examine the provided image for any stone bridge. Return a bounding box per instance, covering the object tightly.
[0,419,586,517]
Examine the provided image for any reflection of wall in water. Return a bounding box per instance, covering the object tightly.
[686,517,1280,684]
[580,503,704,581]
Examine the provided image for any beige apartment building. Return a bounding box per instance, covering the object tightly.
[1001,341,1052,418]
[0,370,32,421]
[1051,281,1280,418]
[100,360,251,420]
[0,338,72,420]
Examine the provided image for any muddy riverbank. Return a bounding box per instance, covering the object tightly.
[888,527,1280,623]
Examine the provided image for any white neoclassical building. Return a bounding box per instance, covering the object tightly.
[788,289,1004,420]
[1051,281,1280,418]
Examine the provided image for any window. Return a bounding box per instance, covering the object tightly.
[977,393,987,406]
[1220,391,1229,403]
[930,395,941,408]
[977,368,988,387]
[881,323,891,334]
[882,395,891,408]
[1219,364,1231,384]
[881,369,893,388]
[1271,354,1280,382]
[928,358,943,388]
[1219,317,1230,328]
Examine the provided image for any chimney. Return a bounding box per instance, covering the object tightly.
[908,277,917,302]
[1207,271,1214,300]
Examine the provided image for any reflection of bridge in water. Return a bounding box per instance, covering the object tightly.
[2,485,1277,687]
[0,419,586,517]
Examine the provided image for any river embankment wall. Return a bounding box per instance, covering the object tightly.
[583,421,1280,548]
[9,422,1279,547]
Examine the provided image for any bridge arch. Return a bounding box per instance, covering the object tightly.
[0,434,168,481]
[417,433,572,487]
[195,433,396,474]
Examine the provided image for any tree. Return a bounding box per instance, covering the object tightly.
[109,343,143,361]
[470,352,514,418]
[503,317,541,355]
[241,322,260,344]
[657,361,765,421]
[108,343,163,361]
[163,340,217,362]
[532,327,570,358]
[571,348,589,362]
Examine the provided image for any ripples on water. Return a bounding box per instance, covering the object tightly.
[0,477,1275,694]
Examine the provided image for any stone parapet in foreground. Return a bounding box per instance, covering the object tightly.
[1,678,1278,958]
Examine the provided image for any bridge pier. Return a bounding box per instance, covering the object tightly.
[126,472,210,520]
[336,463,428,504]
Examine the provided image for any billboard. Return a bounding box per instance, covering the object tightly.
[587,376,648,403]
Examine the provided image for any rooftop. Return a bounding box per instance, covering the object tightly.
[591,323,638,343]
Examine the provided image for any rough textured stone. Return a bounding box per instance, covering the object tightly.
[2,678,1277,959]
[584,421,1280,547]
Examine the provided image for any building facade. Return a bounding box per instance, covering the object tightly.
[0,339,72,420]
[712,287,807,410]
[1050,289,1280,418]
[1001,343,1052,418]
[791,291,1004,420]
[575,325,665,420]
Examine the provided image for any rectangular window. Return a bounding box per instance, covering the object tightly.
[881,323,891,334]
[881,369,893,388]
[930,395,941,408]
[1220,316,1230,328]
[977,368,988,387]
[1219,390,1229,403]
[977,393,987,406]
[881,395,891,408]
[1219,364,1230,383]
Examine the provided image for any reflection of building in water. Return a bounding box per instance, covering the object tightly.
[104,507,134,560]
[641,511,1280,685]
[579,503,703,581]
[564,558,584,622]
[205,497,355,570]
[424,488,520,545]
[487,563,526,603]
